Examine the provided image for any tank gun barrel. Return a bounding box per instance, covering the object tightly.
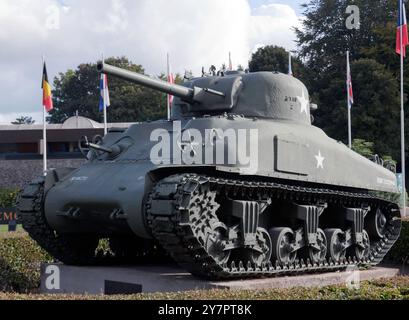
[97,62,195,102]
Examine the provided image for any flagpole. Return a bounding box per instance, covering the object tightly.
[42,55,47,177]
[103,99,108,135]
[167,53,171,121]
[400,0,407,215]
[102,53,108,135]
[347,51,352,149]
[288,51,293,76]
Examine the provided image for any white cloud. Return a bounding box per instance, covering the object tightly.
[0,0,301,124]
[252,3,298,18]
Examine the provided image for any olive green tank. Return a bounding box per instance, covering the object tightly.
[17,62,402,279]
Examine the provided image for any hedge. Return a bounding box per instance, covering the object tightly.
[0,188,19,208]
[386,219,409,265]
[0,234,112,293]
[0,233,52,293]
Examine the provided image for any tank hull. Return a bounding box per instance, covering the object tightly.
[43,117,398,239]
[44,162,156,238]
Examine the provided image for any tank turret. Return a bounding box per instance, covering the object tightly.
[98,62,314,124]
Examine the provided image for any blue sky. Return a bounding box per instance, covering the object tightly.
[249,0,305,14]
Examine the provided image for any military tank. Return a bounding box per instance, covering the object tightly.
[17,62,402,279]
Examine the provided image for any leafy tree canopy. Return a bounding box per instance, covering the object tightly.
[352,139,375,158]
[293,0,404,163]
[249,46,308,84]
[50,57,182,124]
[12,116,35,125]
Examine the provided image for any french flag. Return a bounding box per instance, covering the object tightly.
[99,74,110,112]
[396,0,409,57]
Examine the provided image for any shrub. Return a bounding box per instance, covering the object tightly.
[0,234,112,293]
[0,234,52,293]
[0,188,19,208]
[386,220,409,264]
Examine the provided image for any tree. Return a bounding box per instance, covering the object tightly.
[352,139,375,159]
[314,59,401,160]
[295,0,397,73]
[295,0,405,164]
[50,57,178,124]
[352,138,397,175]
[12,116,35,125]
[249,46,308,84]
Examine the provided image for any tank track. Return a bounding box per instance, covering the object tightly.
[146,174,402,279]
[16,177,101,265]
[17,177,166,265]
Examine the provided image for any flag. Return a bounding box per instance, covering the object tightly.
[99,74,110,112]
[288,52,293,76]
[168,72,175,105]
[229,52,233,71]
[167,57,174,106]
[42,62,53,112]
[346,52,354,109]
[396,0,409,57]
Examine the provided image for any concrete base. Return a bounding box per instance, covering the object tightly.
[40,263,405,295]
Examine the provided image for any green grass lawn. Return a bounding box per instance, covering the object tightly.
[0,225,23,233]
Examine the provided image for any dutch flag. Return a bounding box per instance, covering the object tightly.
[99,74,110,112]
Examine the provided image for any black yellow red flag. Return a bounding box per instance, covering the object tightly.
[42,62,53,112]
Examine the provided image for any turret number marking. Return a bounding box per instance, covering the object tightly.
[284,96,298,103]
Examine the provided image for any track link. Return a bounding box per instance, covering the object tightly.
[146,174,402,280]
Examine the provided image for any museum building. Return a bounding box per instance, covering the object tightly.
[0,116,132,188]
[0,116,131,160]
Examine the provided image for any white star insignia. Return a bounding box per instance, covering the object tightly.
[297,89,309,115]
[315,151,325,169]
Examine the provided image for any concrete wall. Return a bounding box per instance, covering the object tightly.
[0,159,85,189]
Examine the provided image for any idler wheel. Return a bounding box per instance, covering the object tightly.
[270,227,297,265]
[325,228,346,263]
[348,230,371,261]
[366,208,388,239]
[304,228,327,264]
[205,222,231,265]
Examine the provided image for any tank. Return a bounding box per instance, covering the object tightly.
[17,62,402,279]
